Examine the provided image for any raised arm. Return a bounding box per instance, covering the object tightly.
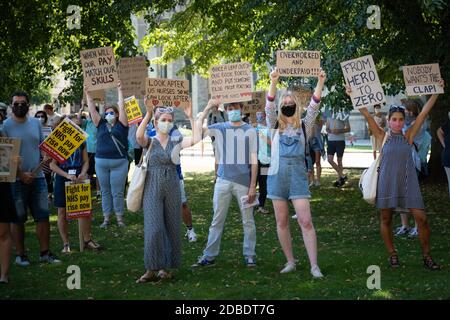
[180,101,196,149]
[303,69,326,138]
[117,81,128,127]
[84,85,101,126]
[136,104,152,148]
[265,68,280,129]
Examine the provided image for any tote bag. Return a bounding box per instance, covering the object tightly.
[359,133,388,204]
[126,140,152,212]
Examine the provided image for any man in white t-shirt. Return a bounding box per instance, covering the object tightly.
[43,104,62,128]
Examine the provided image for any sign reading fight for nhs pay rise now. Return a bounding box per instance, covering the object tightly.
[39,118,88,164]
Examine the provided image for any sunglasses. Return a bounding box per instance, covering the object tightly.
[105,111,115,116]
[155,107,174,113]
[389,105,405,112]
[13,102,29,108]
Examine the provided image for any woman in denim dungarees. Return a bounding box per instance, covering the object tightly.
[265,68,327,277]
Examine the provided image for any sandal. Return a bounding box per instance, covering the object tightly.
[84,240,103,251]
[157,270,172,280]
[423,256,441,271]
[389,252,400,268]
[136,272,158,283]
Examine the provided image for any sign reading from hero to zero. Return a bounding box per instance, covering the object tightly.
[80,46,118,91]
[403,63,444,96]
[341,55,386,109]
[118,56,148,98]
[209,62,253,103]
[276,50,321,77]
[146,78,190,108]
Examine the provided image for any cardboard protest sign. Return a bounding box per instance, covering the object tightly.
[209,62,253,103]
[145,78,190,108]
[80,46,118,91]
[65,180,92,219]
[242,91,266,123]
[124,96,143,125]
[83,89,106,102]
[341,55,386,109]
[118,56,148,98]
[0,137,21,183]
[403,63,444,96]
[39,118,88,164]
[276,50,321,77]
[291,86,313,108]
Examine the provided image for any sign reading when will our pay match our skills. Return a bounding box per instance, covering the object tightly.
[39,118,88,164]
[209,62,253,104]
[341,55,386,109]
[80,46,118,91]
[403,63,444,96]
[65,180,92,220]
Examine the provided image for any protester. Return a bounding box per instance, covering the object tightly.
[309,116,325,187]
[255,111,271,214]
[3,91,61,266]
[369,104,387,160]
[193,98,258,268]
[0,102,7,128]
[34,110,54,201]
[265,68,326,278]
[347,80,444,270]
[78,106,101,201]
[437,111,450,197]
[135,102,204,282]
[49,115,102,253]
[325,109,350,187]
[84,82,129,228]
[43,104,62,128]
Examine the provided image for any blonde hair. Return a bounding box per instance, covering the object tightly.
[277,91,303,130]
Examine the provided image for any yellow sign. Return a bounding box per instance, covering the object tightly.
[124,96,143,125]
[65,180,92,219]
[39,118,88,164]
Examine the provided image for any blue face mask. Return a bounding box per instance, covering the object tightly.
[227,109,241,122]
[256,113,265,123]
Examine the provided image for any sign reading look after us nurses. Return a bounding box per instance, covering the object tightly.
[39,118,88,164]
[146,78,190,108]
[80,46,118,91]
[209,62,253,103]
[403,63,444,96]
[276,50,321,77]
[124,96,143,125]
[65,180,92,220]
[341,55,386,109]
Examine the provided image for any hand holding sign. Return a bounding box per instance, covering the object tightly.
[270,68,280,83]
[183,100,193,119]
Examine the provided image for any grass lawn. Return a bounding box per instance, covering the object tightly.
[1,169,449,300]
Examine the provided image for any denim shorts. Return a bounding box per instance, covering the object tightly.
[11,177,50,223]
[267,158,310,200]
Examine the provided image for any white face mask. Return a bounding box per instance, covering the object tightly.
[157,121,173,134]
[105,113,116,125]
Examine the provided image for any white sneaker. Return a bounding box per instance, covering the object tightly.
[408,227,418,238]
[257,207,270,214]
[394,225,409,236]
[15,255,30,267]
[280,261,296,273]
[291,214,297,219]
[311,265,324,278]
[61,244,71,253]
[186,228,197,242]
[100,220,109,228]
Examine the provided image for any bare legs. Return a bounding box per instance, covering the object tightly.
[0,223,12,282]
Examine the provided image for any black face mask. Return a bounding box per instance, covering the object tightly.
[12,103,29,118]
[281,104,296,117]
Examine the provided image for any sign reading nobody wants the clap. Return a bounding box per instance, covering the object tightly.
[118,56,148,98]
[124,96,143,125]
[209,62,253,103]
[39,118,88,164]
[80,46,118,91]
[65,180,92,220]
[276,51,321,77]
[403,63,444,96]
[341,55,386,109]
[146,78,190,108]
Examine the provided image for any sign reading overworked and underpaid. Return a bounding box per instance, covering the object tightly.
[65,180,92,220]
[403,63,444,96]
[209,62,253,103]
[276,50,321,77]
[341,55,386,109]
[80,46,118,91]
[39,118,87,164]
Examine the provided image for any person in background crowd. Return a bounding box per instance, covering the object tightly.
[78,105,101,201]
[309,116,325,187]
[255,111,271,214]
[43,104,61,128]
[0,102,7,125]
[369,104,387,160]
[347,79,444,270]
[84,82,129,228]
[325,109,350,188]
[50,115,102,253]
[207,103,227,180]
[437,111,450,197]
[3,91,61,266]
[34,110,54,201]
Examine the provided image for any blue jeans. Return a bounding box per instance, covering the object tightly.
[95,157,129,218]
[11,178,50,223]
[202,178,256,260]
